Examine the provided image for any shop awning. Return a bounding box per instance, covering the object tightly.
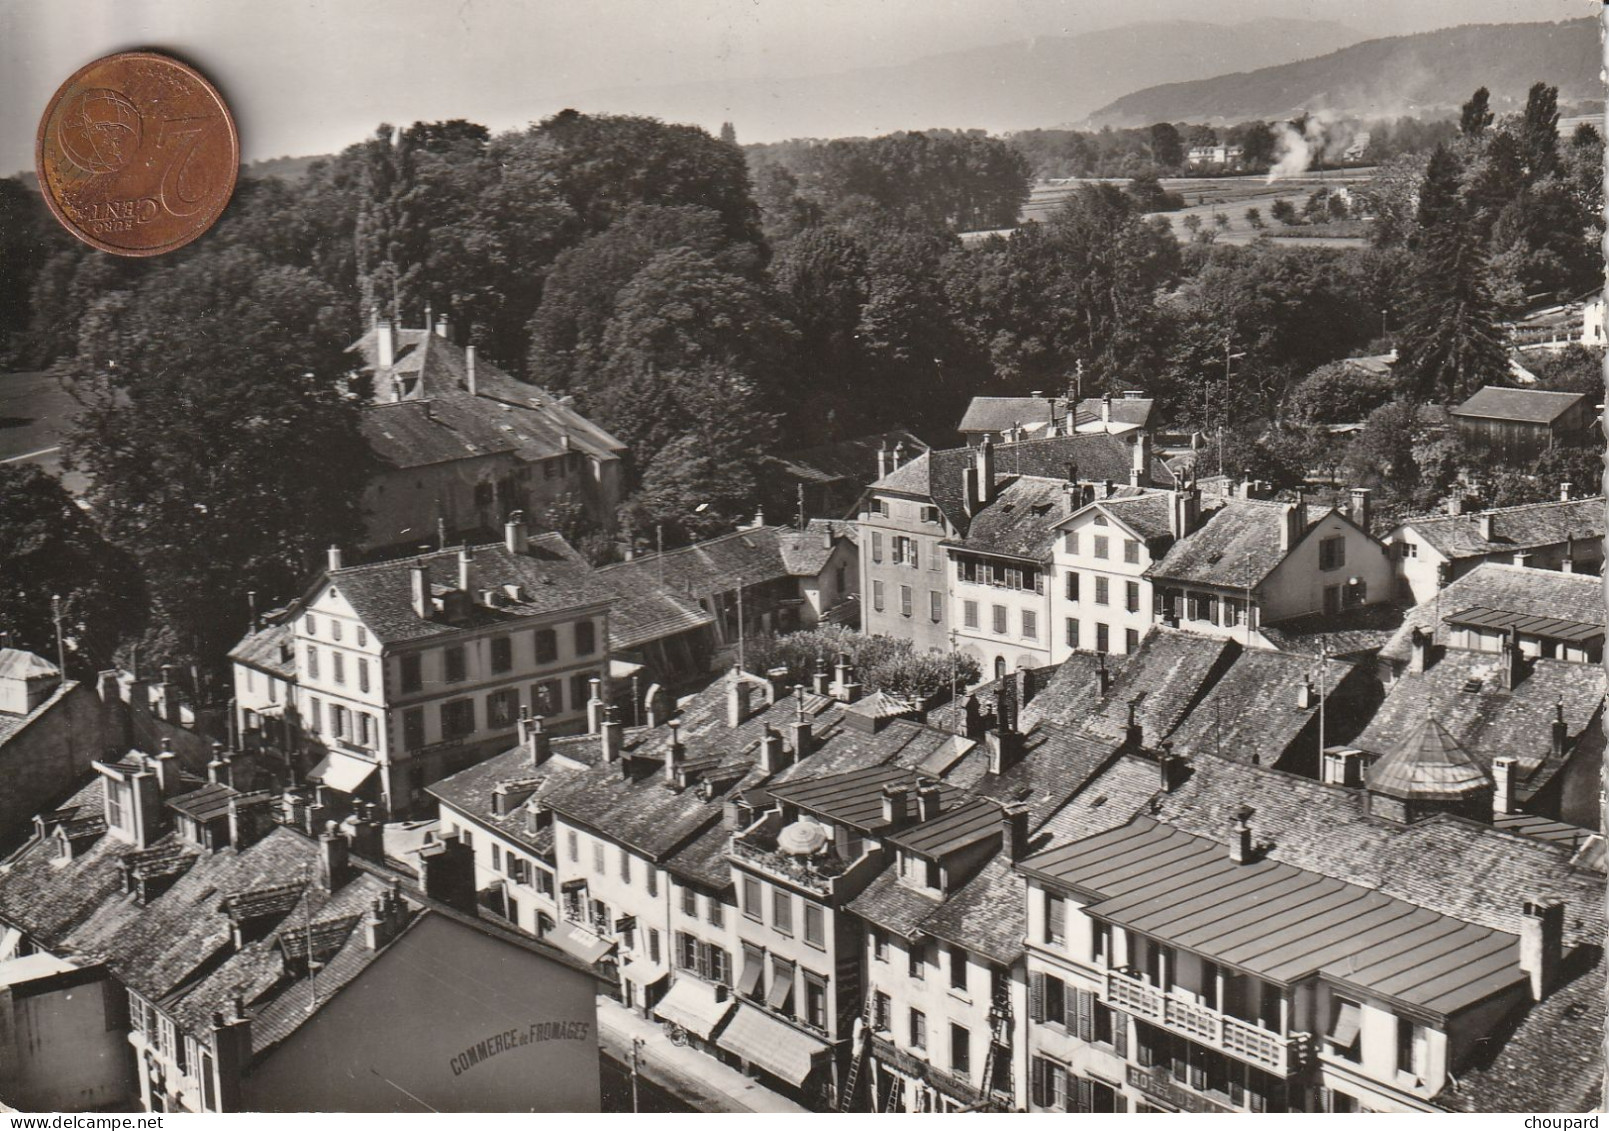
[307,750,377,794]
[653,977,736,1040]
[715,1004,829,1086]
[543,921,617,966]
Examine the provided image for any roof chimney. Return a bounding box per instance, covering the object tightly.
[1321,748,1364,788]
[1518,899,1564,1000]
[833,653,862,703]
[1477,512,1495,541]
[410,560,431,620]
[1229,805,1255,864]
[1560,482,1573,502]
[318,820,351,890]
[519,711,550,766]
[1101,393,1113,427]
[1446,495,1465,517]
[1492,756,1518,815]
[893,440,908,469]
[759,726,788,775]
[916,781,942,823]
[1096,653,1111,698]
[880,783,910,829]
[1551,697,1568,760]
[207,744,233,788]
[457,546,474,592]
[435,313,449,339]
[327,544,343,572]
[465,345,477,396]
[664,719,684,784]
[587,678,605,733]
[727,667,752,728]
[963,465,983,516]
[505,513,529,555]
[1349,488,1371,534]
[1296,679,1316,710]
[811,656,831,697]
[789,691,813,760]
[1130,431,1152,487]
[1125,698,1143,749]
[1158,750,1187,793]
[153,740,182,797]
[876,441,891,480]
[376,318,395,369]
[1409,626,1431,674]
[1001,803,1031,861]
[976,437,996,506]
[600,706,624,764]
[1500,626,1525,690]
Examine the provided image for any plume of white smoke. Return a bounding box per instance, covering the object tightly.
[1266,111,1354,184]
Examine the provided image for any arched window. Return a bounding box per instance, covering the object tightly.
[994,656,1006,680]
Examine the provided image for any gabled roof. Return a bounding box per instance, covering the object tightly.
[1452,386,1590,425]
[1377,564,1605,664]
[959,397,1062,435]
[1078,627,1239,747]
[869,433,1168,536]
[323,536,611,644]
[948,476,1074,561]
[1255,604,1406,659]
[917,855,1027,966]
[1167,648,1358,765]
[1395,497,1605,560]
[594,525,814,601]
[768,766,964,833]
[227,621,295,679]
[1073,396,1154,429]
[350,325,626,463]
[776,520,856,577]
[1020,817,1526,1016]
[1144,498,1300,589]
[1017,652,1122,732]
[1353,652,1603,794]
[1074,491,1176,542]
[0,649,59,681]
[774,429,928,485]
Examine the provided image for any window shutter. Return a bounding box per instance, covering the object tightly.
[1045,893,1065,942]
[1135,1022,1153,1067]
[1075,988,1094,1042]
[1028,972,1045,1022]
[1030,1057,1047,1108]
[1075,1076,1093,1114]
[1112,1009,1129,1058]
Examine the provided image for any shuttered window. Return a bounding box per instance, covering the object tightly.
[1044,891,1066,944]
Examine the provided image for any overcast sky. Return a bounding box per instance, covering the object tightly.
[2,0,1596,173]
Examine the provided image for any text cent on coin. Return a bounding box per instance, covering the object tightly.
[35,51,239,257]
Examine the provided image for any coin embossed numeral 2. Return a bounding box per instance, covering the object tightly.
[157,115,213,218]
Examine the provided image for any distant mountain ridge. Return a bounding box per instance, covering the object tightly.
[564,18,1363,142]
[1088,18,1600,126]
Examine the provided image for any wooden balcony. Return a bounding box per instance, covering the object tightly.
[1105,968,1309,1075]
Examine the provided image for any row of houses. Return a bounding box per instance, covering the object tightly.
[409,553,1604,1112]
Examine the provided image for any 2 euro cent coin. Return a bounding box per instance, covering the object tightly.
[35,51,239,257]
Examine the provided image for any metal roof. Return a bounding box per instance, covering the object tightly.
[768,766,962,832]
[1444,606,1605,644]
[884,798,1002,858]
[1018,817,1526,1016]
[1365,716,1492,802]
[167,782,237,822]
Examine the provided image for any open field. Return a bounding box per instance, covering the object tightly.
[1018,168,1379,248]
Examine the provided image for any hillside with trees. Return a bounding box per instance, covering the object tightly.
[1089,18,1600,126]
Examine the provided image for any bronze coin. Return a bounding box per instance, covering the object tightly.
[34,51,239,257]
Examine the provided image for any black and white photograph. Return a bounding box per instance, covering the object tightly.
[0,0,1602,1115]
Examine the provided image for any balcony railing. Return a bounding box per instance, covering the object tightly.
[1105,968,1310,1075]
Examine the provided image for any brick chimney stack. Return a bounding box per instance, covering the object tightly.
[880,784,910,829]
[664,719,684,784]
[1519,899,1564,1000]
[505,513,529,555]
[327,545,343,573]
[457,546,475,593]
[410,560,431,620]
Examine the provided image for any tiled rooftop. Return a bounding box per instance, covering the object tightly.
[1376,564,1605,664]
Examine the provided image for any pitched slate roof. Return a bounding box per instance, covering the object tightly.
[777,520,856,576]
[1017,652,1121,731]
[775,429,928,485]
[350,325,625,463]
[972,721,1123,829]
[427,734,600,859]
[1035,755,1166,848]
[884,797,1002,858]
[227,621,296,679]
[1255,604,1405,659]
[1377,564,1605,664]
[870,434,1168,536]
[1074,396,1154,430]
[1086,491,1176,542]
[1144,498,1301,589]
[919,856,1027,965]
[950,476,1075,561]
[959,397,1063,435]
[1021,817,1527,1015]
[1396,497,1605,560]
[0,649,59,681]
[0,779,408,1053]
[1167,648,1357,765]
[326,536,610,644]
[1452,386,1589,425]
[1353,652,1604,795]
[846,869,944,938]
[1079,628,1239,747]
[768,766,965,833]
[0,679,76,748]
[595,525,829,609]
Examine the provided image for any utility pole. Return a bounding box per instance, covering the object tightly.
[51,594,64,675]
[736,577,745,672]
[797,483,807,530]
[630,1037,644,1113]
[1318,634,1330,757]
